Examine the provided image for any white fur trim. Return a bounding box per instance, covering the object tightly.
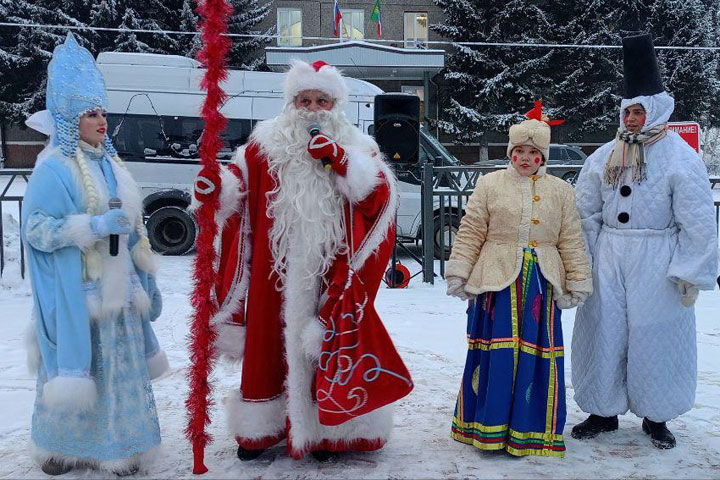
[225,390,286,440]
[349,161,398,272]
[133,283,151,316]
[30,439,157,474]
[146,349,169,380]
[334,145,382,203]
[42,376,97,412]
[300,319,326,362]
[63,214,96,250]
[211,164,252,333]
[445,259,474,281]
[25,315,41,375]
[283,59,349,108]
[282,240,393,455]
[214,322,246,361]
[110,159,144,228]
[132,240,157,274]
[217,150,246,223]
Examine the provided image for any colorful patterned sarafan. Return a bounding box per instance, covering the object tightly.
[451,249,566,457]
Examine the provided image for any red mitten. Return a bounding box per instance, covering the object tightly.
[194,167,221,203]
[307,133,348,175]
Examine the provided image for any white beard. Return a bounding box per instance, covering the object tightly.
[263,106,358,285]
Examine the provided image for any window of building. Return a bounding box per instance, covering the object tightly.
[342,9,364,40]
[277,8,302,46]
[404,12,428,48]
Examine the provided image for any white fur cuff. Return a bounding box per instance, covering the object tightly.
[445,259,474,281]
[215,322,246,360]
[300,319,326,362]
[217,163,244,224]
[63,214,96,250]
[146,349,169,380]
[25,320,41,375]
[334,147,381,203]
[225,391,286,440]
[42,376,97,411]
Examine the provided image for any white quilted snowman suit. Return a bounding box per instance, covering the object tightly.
[572,92,718,423]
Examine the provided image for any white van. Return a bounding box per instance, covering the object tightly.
[97,52,462,257]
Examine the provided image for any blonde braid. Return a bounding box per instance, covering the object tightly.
[112,153,157,273]
[75,147,99,215]
[75,147,102,280]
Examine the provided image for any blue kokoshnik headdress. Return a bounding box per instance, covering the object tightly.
[46,32,117,158]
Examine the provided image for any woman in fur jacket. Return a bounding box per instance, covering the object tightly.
[445,109,592,457]
[21,34,168,476]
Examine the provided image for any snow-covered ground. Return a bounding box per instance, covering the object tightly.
[1,213,720,479]
[1,171,720,478]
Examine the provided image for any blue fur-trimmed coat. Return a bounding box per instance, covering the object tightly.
[22,147,167,412]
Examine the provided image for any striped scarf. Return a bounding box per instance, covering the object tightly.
[604,124,668,188]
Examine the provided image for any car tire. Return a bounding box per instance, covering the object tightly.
[146,206,196,255]
[433,213,461,260]
[562,171,579,185]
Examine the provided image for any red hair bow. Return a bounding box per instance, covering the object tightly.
[526,100,565,126]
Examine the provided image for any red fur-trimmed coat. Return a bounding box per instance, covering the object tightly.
[209,120,399,459]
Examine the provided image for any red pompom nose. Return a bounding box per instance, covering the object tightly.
[311,60,328,72]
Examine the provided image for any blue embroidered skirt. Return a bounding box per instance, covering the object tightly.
[32,310,161,464]
[451,249,566,457]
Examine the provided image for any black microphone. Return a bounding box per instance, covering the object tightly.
[307,123,333,171]
[108,197,122,257]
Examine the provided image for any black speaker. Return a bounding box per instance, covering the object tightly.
[373,94,420,165]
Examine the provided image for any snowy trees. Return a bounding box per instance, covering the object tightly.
[0,0,271,124]
[431,0,560,143]
[432,0,720,148]
[227,0,272,69]
[0,0,92,123]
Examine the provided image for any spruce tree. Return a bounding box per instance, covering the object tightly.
[178,0,202,58]
[114,8,151,53]
[0,0,90,123]
[227,0,272,69]
[431,0,561,144]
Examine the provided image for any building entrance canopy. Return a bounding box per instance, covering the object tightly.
[266,41,444,81]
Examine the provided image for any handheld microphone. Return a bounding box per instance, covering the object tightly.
[108,197,122,257]
[307,123,333,171]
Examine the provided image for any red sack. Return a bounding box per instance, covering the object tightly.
[316,271,413,426]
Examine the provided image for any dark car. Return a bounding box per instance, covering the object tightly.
[474,144,587,184]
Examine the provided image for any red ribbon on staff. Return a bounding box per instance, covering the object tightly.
[184,0,232,474]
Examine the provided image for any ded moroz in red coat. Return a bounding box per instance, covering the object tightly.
[207,117,412,459]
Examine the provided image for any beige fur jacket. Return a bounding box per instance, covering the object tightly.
[446,165,592,304]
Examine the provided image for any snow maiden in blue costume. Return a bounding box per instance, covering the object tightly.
[22,33,168,476]
[445,110,592,457]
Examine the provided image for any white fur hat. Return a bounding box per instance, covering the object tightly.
[283,59,349,108]
[506,119,551,161]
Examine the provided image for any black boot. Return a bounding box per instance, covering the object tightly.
[113,463,139,477]
[41,460,72,476]
[642,418,676,449]
[310,450,335,462]
[237,446,264,461]
[571,414,619,439]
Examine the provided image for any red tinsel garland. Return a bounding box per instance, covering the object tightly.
[185,0,232,474]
